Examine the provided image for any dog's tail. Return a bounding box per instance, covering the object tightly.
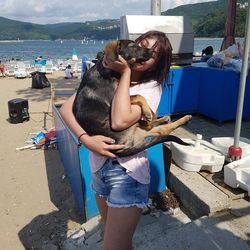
[160,134,190,146]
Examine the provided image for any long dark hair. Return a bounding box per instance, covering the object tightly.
[135,30,172,85]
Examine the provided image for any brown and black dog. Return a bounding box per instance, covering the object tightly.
[73,40,192,156]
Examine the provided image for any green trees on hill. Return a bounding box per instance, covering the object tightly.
[163,0,227,26]
[194,11,227,37]
[193,7,247,37]
[235,8,248,37]
[0,17,120,40]
[0,0,248,40]
[163,0,247,38]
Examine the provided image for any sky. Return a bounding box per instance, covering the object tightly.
[0,0,217,24]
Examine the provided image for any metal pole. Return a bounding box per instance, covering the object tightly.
[229,1,250,161]
[234,2,250,146]
[151,0,161,15]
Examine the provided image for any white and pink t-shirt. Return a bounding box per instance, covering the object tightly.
[89,80,162,184]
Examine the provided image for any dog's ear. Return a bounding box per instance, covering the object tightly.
[118,40,138,63]
[104,40,119,62]
[118,40,135,51]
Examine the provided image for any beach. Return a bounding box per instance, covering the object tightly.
[0,72,83,249]
[1,71,250,250]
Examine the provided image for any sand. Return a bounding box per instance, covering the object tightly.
[1,70,250,249]
[0,71,180,250]
[0,71,82,250]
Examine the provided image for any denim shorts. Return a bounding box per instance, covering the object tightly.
[92,159,149,208]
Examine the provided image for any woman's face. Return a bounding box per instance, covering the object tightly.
[132,37,159,71]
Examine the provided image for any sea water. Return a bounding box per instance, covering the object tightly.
[0,37,242,62]
[0,40,106,62]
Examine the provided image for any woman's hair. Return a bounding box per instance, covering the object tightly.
[135,30,172,85]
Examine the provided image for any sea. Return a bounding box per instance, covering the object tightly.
[0,38,240,63]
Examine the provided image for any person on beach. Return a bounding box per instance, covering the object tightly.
[60,30,172,250]
[0,61,6,77]
[201,46,214,62]
[64,64,74,79]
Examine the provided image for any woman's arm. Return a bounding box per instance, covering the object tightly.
[105,56,142,131]
[59,94,124,158]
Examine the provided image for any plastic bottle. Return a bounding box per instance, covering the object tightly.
[194,134,202,149]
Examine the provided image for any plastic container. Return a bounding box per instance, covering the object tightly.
[8,98,29,123]
[211,137,250,158]
[194,134,202,149]
[224,155,250,196]
[171,135,225,173]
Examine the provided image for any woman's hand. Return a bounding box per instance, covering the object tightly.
[80,134,125,158]
[104,55,130,74]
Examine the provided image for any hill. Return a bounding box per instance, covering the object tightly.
[0,17,120,40]
[0,0,248,40]
[162,0,228,26]
[46,19,120,40]
[162,0,247,37]
[0,17,51,40]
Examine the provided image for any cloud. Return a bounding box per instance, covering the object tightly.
[163,0,217,10]
[0,0,217,24]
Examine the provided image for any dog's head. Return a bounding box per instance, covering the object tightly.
[104,40,154,65]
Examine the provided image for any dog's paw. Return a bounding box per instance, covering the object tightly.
[182,115,192,124]
[142,110,153,122]
[163,116,171,123]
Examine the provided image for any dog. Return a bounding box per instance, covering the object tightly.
[73,40,192,156]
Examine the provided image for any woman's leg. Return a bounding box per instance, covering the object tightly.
[103,206,142,250]
[95,194,108,222]
[92,159,148,249]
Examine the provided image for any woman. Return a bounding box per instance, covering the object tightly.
[60,30,172,250]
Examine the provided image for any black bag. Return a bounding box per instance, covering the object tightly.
[31,71,51,89]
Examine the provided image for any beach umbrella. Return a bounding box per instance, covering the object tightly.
[220,0,237,51]
[228,0,250,161]
[72,48,78,61]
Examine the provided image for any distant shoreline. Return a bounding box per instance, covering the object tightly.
[0,40,24,43]
[0,37,244,43]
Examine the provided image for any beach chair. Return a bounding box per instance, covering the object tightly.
[63,59,74,70]
[45,60,54,74]
[74,61,82,73]
[5,64,15,77]
[23,61,34,76]
[56,59,64,71]
[14,62,28,78]
[34,64,43,72]
[23,61,31,70]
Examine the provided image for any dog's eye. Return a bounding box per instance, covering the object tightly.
[128,42,135,47]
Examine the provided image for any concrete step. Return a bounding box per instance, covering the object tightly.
[62,207,192,250]
[164,144,231,218]
[168,162,231,218]
[135,215,250,250]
